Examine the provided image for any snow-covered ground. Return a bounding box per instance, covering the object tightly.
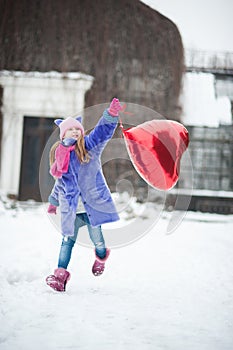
[0,197,233,350]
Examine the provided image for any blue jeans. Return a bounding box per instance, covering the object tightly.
[58,212,106,269]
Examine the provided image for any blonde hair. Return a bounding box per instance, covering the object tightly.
[49,136,90,168]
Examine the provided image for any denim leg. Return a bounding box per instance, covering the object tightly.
[86,223,106,259]
[58,213,86,269]
[58,237,75,269]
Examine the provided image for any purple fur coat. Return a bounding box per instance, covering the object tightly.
[49,109,120,236]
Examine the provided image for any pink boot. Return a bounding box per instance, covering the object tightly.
[46,268,71,292]
[92,249,110,276]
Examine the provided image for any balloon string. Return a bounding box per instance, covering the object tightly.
[119,117,124,130]
[119,103,134,134]
[121,103,133,115]
[119,118,125,139]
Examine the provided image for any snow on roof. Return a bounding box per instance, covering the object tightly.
[0,70,94,81]
[185,49,233,72]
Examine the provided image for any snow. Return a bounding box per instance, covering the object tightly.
[180,72,232,126]
[216,97,232,125]
[0,196,233,350]
[0,70,94,81]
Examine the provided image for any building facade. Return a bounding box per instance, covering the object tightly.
[168,50,233,213]
[0,71,93,200]
[0,0,184,201]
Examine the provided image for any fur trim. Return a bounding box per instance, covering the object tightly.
[95,248,111,262]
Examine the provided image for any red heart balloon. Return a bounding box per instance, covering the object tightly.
[121,120,189,190]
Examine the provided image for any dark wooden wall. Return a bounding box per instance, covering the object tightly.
[0,0,184,120]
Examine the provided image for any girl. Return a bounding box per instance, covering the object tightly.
[46,98,122,292]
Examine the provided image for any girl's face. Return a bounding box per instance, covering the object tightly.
[64,127,82,140]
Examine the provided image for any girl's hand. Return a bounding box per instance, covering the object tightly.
[108,98,123,117]
[48,204,57,214]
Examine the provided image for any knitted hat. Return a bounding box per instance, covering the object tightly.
[54,116,84,139]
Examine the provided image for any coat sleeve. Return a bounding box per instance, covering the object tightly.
[84,109,118,153]
[48,181,60,206]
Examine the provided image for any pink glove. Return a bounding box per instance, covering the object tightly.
[108,98,123,117]
[50,143,75,178]
[48,204,57,214]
